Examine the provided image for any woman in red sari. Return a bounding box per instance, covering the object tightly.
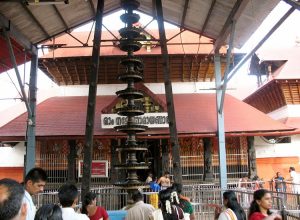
[248,189,281,220]
[82,192,109,220]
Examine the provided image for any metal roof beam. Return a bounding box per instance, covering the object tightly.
[52,5,68,29]
[222,7,295,85]
[0,13,37,54]
[88,0,96,17]
[21,3,51,39]
[3,29,32,116]
[282,0,300,10]
[219,20,236,114]
[200,0,217,36]
[180,0,190,30]
[214,0,250,51]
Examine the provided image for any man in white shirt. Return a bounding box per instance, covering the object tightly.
[24,168,48,220]
[58,184,89,220]
[0,178,27,220]
[125,190,155,220]
[289,167,300,193]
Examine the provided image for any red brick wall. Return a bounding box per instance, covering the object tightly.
[0,167,24,182]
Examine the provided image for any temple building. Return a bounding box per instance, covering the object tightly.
[244,47,300,181]
[0,30,298,185]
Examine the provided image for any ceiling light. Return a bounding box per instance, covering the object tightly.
[26,0,69,5]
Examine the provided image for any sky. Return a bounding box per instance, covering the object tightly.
[0,1,299,112]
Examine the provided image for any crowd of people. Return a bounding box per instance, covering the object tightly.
[0,168,109,220]
[0,167,293,220]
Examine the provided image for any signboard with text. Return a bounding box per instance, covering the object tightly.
[78,160,108,178]
[101,112,169,129]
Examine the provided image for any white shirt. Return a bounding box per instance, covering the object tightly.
[62,207,89,220]
[218,208,238,220]
[291,171,299,183]
[23,190,36,220]
[126,201,155,220]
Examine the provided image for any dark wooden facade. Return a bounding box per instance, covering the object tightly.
[38,54,228,85]
[244,79,300,113]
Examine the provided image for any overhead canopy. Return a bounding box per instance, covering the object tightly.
[0,0,280,50]
[0,93,295,141]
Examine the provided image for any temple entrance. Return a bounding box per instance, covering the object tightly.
[136,139,162,182]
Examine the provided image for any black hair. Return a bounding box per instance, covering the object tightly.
[164,171,170,175]
[34,204,62,220]
[0,178,25,220]
[248,189,272,218]
[58,184,78,207]
[223,190,246,220]
[159,188,183,220]
[171,183,183,194]
[82,192,97,215]
[132,190,143,203]
[25,167,48,184]
[290,167,295,171]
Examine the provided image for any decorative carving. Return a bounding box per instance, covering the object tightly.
[247,136,257,179]
[203,138,213,181]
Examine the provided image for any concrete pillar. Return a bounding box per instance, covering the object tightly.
[67,140,76,184]
[161,139,169,177]
[110,139,118,184]
[203,138,214,182]
[247,136,257,179]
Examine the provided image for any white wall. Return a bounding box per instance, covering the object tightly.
[255,135,300,159]
[58,82,216,96]
[268,105,300,120]
[0,142,25,167]
[0,87,60,127]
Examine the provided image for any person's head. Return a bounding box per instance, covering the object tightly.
[276,172,282,177]
[159,188,182,220]
[223,191,246,220]
[82,192,97,215]
[289,167,295,173]
[148,172,153,178]
[0,178,27,220]
[24,168,47,196]
[34,204,62,220]
[132,190,143,203]
[58,184,78,208]
[172,183,183,195]
[249,189,272,218]
[164,171,170,179]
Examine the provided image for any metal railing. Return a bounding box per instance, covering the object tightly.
[32,183,300,220]
[38,147,249,185]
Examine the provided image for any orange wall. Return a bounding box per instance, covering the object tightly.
[0,167,24,182]
[257,157,300,181]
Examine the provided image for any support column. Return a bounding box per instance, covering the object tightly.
[247,136,257,179]
[82,0,104,199]
[214,53,228,190]
[203,138,214,182]
[26,53,38,173]
[156,0,182,184]
[67,140,76,184]
[110,139,118,184]
[161,139,169,177]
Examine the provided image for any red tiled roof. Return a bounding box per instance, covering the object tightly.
[279,117,300,129]
[0,36,31,74]
[0,94,295,140]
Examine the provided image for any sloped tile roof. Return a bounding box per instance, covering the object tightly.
[0,93,295,140]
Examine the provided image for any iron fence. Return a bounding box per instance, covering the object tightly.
[38,147,248,185]
[32,182,300,219]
